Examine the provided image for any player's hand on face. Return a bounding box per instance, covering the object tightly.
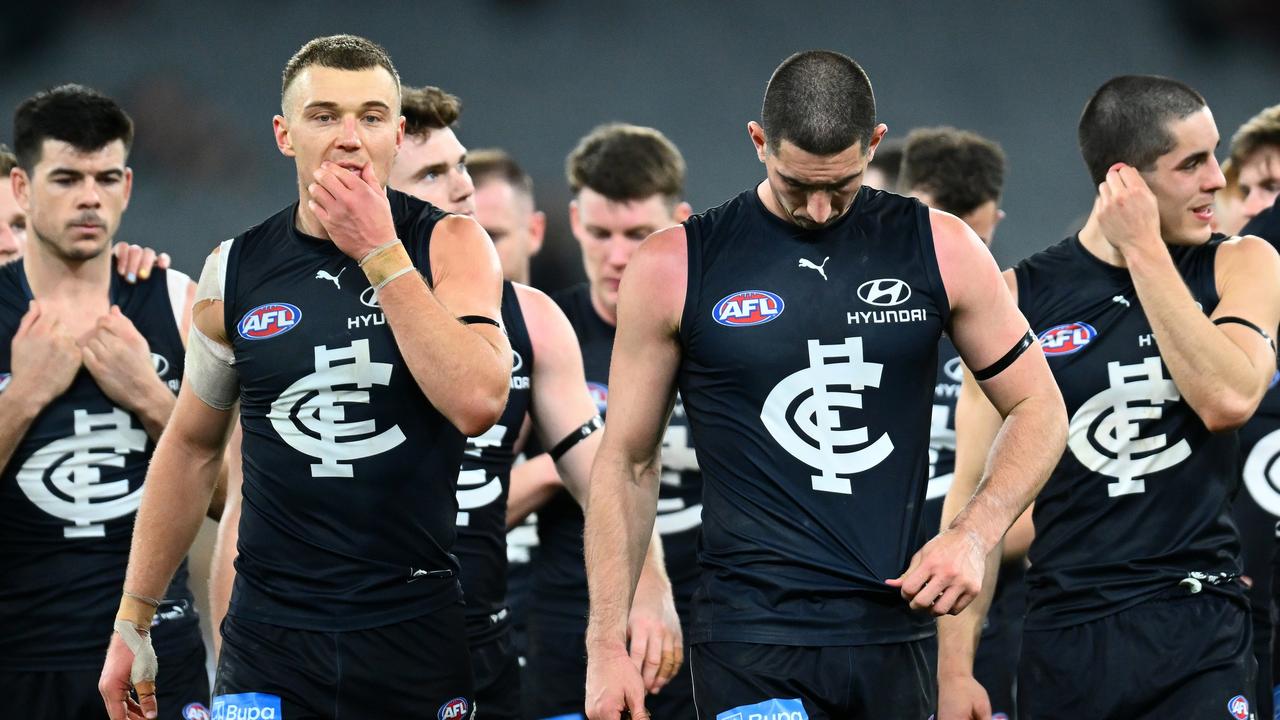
[112,243,171,284]
[1097,163,1162,255]
[79,307,162,412]
[307,161,398,261]
[99,632,157,720]
[586,642,650,720]
[886,527,986,616]
[627,573,684,693]
[8,300,82,408]
[936,673,993,720]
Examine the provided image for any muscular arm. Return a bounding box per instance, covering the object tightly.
[519,283,680,689]
[1127,235,1280,431]
[0,383,49,476]
[122,299,236,600]
[891,214,1065,616]
[582,227,687,720]
[209,424,243,657]
[584,228,684,651]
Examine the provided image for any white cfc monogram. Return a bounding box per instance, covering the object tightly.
[1068,356,1191,497]
[456,424,506,525]
[268,339,406,477]
[761,337,894,495]
[17,407,148,537]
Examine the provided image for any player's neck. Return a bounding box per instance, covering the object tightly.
[23,236,111,303]
[1078,212,1127,268]
[293,189,332,241]
[589,288,618,328]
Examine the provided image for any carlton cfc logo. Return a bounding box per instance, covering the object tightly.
[1038,322,1097,356]
[438,697,469,720]
[713,290,784,327]
[238,303,302,340]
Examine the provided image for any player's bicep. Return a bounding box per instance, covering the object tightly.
[428,216,504,322]
[600,229,686,464]
[935,214,1047,417]
[523,288,600,446]
[1210,235,1280,389]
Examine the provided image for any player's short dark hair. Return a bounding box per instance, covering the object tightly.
[13,84,134,170]
[901,127,1007,216]
[1229,103,1280,169]
[762,50,877,155]
[566,123,685,203]
[867,139,903,190]
[0,144,16,175]
[467,148,534,201]
[282,35,400,108]
[1078,75,1206,186]
[401,86,461,137]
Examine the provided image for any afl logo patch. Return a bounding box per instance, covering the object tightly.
[587,382,608,414]
[856,277,911,307]
[182,703,210,720]
[1227,694,1249,719]
[438,697,470,720]
[1038,322,1097,356]
[713,290,784,327]
[238,303,302,340]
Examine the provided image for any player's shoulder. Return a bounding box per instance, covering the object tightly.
[1215,233,1280,268]
[513,282,581,360]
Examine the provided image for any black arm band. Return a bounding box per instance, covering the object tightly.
[458,315,502,329]
[549,414,604,461]
[973,330,1035,381]
[1214,316,1277,354]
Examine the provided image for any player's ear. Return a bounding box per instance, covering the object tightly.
[674,201,693,223]
[273,115,296,158]
[747,121,768,163]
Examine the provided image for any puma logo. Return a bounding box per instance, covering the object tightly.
[315,267,347,290]
[798,256,830,281]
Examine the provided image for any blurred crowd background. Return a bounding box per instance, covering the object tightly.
[3,0,1279,289]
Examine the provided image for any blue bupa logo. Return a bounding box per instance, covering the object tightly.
[716,697,807,720]
[1038,322,1097,356]
[713,290,784,327]
[211,692,280,720]
[237,303,301,341]
[438,697,470,720]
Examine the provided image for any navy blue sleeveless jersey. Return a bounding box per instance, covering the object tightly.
[0,260,199,670]
[455,280,534,644]
[531,282,703,630]
[1015,234,1244,630]
[679,187,947,646]
[223,189,468,631]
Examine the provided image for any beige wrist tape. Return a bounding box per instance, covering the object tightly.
[115,593,159,695]
[359,240,413,290]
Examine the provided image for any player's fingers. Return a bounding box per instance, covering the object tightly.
[307,199,331,224]
[641,627,663,691]
[121,243,145,283]
[628,624,650,674]
[929,583,965,616]
[137,248,158,281]
[307,180,339,208]
[136,681,158,719]
[17,301,40,334]
[626,684,650,720]
[315,163,356,195]
[908,576,945,611]
[157,252,171,270]
[654,631,678,690]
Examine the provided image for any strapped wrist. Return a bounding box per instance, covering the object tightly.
[116,592,158,631]
[359,239,414,290]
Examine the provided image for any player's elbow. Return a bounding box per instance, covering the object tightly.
[452,381,509,438]
[1198,394,1257,433]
